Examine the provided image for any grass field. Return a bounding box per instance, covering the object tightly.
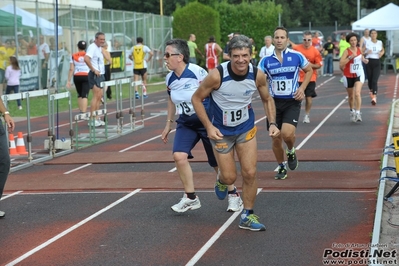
[4,76,167,118]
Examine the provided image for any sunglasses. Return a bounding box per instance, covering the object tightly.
[164,52,180,58]
[303,39,312,42]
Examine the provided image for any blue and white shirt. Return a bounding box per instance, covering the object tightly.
[258,48,309,99]
[208,62,257,136]
[166,63,208,126]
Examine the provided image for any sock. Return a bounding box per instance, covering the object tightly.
[186,192,196,200]
[228,187,237,194]
[241,209,254,218]
[356,110,360,114]
[287,147,295,153]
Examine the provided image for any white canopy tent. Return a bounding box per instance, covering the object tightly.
[1,4,63,36]
[352,3,399,31]
[352,2,399,57]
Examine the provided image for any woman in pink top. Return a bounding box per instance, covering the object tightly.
[5,56,22,110]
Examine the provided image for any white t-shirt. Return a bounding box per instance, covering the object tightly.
[259,45,275,58]
[38,42,50,60]
[365,40,383,59]
[86,43,105,74]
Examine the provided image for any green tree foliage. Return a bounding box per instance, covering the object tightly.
[215,1,282,56]
[172,2,220,66]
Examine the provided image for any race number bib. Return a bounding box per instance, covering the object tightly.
[271,79,294,96]
[176,101,195,116]
[350,55,363,76]
[223,105,249,126]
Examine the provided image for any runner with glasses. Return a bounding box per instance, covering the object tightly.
[161,39,242,213]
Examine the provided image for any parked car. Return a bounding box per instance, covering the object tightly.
[331,30,353,59]
[288,31,304,46]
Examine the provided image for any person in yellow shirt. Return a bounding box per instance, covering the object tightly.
[0,41,6,96]
[129,37,153,99]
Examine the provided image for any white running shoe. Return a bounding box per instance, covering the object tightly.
[0,210,5,218]
[171,194,201,213]
[350,112,356,123]
[356,113,362,122]
[97,118,105,126]
[303,115,310,123]
[88,119,102,127]
[227,193,243,212]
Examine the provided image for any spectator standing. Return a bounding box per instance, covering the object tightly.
[5,56,22,110]
[249,38,257,65]
[192,35,280,231]
[0,98,15,218]
[289,31,323,124]
[364,29,384,105]
[338,33,350,58]
[223,33,234,62]
[258,36,275,59]
[161,39,242,213]
[38,35,50,89]
[258,26,312,180]
[102,42,112,101]
[359,29,371,80]
[322,36,335,76]
[205,36,223,71]
[129,37,153,99]
[339,33,368,122]
[67,41,90,117]
[84,32,106,127]
[27,37,37,55]
[187,34,204,64]
[312,31,322,52]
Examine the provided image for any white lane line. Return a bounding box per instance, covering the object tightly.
[0,191,23,201]
[64,163,92,175]
[186,188,262,266]
[119,129,176,153]
[5,189,141,266]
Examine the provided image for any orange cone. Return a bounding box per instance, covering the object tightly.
[16,132,28,155]
[9,134,19,156]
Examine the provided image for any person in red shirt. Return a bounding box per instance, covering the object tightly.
[339,32,369,123]
[205,36,222,71]
[289,31,322,123]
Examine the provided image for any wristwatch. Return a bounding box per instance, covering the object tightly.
[3,111,10,116]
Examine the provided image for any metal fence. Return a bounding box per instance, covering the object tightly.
[0,0,173,92]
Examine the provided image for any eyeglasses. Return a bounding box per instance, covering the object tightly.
[303,39,312,42]
[164,52,180,58]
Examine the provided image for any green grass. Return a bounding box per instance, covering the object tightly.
[6,76,167,117]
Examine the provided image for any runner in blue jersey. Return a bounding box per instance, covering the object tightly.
[192,35,280,231]
[258,26,312,180]
[161,39,242,213]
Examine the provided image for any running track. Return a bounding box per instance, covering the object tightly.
[1,72,397,266]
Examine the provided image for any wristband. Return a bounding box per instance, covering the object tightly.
[3,111,10,116]
[269,122,278,127]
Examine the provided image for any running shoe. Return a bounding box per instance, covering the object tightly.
[371,96,377,105]
[88,119,102,127]
[303,115,310,123]
[97,118,105,126]
[275,165,287,180]
[227,192,243,212]
[356,113,362,122]
[143,95,148,99]
[0,210,5,218]
[171,194,201,213]
[239,213,266,231]
[135,92,140,99]
[286,148,298,170]
[350,111,356,123]
[215,171,228,200]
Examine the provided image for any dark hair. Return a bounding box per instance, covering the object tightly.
[10,55,20,70]
[369,29,377,35]
[208,36,216,43]
[228,35,252,56]
[136,37,143,43]
[165,38,189,64]
[346,32,359,43]
[274,26,288,38]
[77,40,86,50]
[95,32,105,39]
[303,31,312,36]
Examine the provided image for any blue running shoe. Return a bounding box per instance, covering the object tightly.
[214,172,228,200]
[143,95,148,99]
[239,214,266,231]
[135,92,140,99]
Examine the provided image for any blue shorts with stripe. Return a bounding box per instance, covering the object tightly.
[173,114,217,167]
